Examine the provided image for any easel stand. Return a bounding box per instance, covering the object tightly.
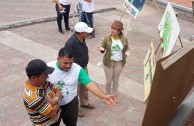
[125,15,131,37]
[118,7,132,37]
[154,35,184,55]
[178,35,183,47]
[153,0,163,14]
[119,8,126,21]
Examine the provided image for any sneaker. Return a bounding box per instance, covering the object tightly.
[81,103,95,109]
[78,111,84,117]
[58,29,64,34]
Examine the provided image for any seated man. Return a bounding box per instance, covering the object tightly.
[23,59,62,126]
[47,47,117,126]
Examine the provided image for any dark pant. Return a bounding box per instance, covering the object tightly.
[56,96,78,126]
[55,4,70,31]
[81,11,94,36]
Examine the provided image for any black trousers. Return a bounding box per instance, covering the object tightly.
[55,4,70,30]
[56,96,78,126]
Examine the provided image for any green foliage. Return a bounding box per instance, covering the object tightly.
[162,11,172,55]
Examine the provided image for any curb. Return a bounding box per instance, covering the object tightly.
[145,0,194,23]
[0,7,116,31]
[155,0,193,13]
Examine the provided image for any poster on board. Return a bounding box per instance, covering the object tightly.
[128,0,145,11]
[124,0,139,18]
[158,2,180,57]
[144,42,156,102]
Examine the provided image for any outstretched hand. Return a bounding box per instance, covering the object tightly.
[102,95,118,109]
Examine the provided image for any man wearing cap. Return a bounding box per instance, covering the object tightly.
[47,47,117,126]
[64,22,94,117]
[23,59,62,126]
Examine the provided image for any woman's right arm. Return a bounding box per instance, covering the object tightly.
[98,37,107,53]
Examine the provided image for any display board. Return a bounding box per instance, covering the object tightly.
[158,2,180,57]
[128,0,145,10]
[124,0,139,18]
[144,42,156,102]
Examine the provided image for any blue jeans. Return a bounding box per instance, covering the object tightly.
[81,11,94,36]
[78,3,82,22]
[55,4,70,30]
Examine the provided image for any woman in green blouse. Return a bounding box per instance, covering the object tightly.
[98,20,130,102]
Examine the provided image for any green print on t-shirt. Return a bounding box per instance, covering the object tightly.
[112,44,121,50]
[58,80,69,97]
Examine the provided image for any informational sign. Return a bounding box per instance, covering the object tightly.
[128,0,145,11]
[144,42,156,102]
[124,0,139,18]
[158,2,180,57]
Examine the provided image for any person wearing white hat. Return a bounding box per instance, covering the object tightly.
[64,22,94,117]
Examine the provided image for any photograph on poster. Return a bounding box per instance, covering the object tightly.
[128,0,145,11]
[158,2,180,57]
[124,0,139,18]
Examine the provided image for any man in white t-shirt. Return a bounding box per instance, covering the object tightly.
[81,0,95,38]
[47,47,117,126]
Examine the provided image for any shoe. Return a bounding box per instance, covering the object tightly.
[58,29,64,34]
[92,34,95,38]
[81,103,95,109]
[86,35,94,39]
[78,111,84,117]
[93,28,96,38]
[65,27,73,31]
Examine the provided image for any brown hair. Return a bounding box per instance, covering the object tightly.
[111,20,124,37]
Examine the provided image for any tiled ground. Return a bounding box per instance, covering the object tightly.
[168,0,192,8]
[0,0,194,125]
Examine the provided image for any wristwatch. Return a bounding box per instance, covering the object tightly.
[55,97,60,102]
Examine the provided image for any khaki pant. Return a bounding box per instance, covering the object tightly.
[77,66,90,106]
[104,61,123,95]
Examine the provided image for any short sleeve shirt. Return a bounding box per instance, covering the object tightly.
[111,36,123,61]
